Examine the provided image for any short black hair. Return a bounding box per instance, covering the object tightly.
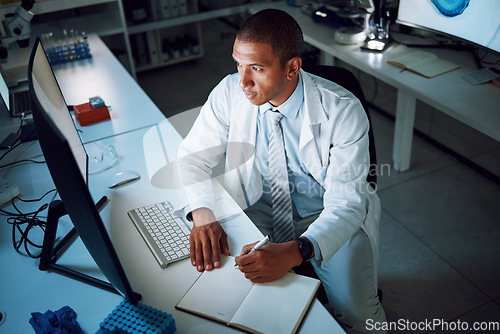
[236,9,304,66]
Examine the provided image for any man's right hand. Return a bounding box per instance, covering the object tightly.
[190,207,231,272]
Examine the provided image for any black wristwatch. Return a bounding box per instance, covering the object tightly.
[295,237,313,265]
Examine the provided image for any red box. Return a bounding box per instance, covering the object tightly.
[73,102,110,126]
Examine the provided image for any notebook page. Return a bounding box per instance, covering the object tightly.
[411,58,459,78]
[392,51,438,68]
[176,256,253,323]
[230,272,319,334]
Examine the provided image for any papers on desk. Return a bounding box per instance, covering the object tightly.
[461,65,500,85]
[388,51,460,78]
[176,255,320,334]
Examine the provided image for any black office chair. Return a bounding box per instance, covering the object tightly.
[304,65,377,188]
[294,65,379,305]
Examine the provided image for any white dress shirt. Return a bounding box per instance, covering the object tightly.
[176,69,381,268]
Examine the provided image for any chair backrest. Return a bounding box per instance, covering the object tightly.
[303,65,377,188]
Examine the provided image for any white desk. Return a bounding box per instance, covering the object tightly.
[0,35,343,333]
[0,34,165,165]
[0,124,343,333]
[52,34,166,144]
[250,2,500,172]
[0,34,165,145]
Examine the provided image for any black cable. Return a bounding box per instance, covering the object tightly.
[0,114,23,161]
[0,142,23,162]
[17,113,25,134]
[391,34,473,51]
[0,159,45,169]
[474,48,500,67]
[8,204,47,258]
[0,200,51,217]
[6,188,57,216]
[3,189,57,258]
[391,31,500,68]
[9,205,47,258]
[13,188,57,204]
[0,114,39,165]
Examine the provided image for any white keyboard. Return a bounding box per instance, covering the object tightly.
[127,201,190,268]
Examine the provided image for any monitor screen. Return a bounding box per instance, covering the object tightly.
[0,71,10,114]
[29,40,88,183]
[396,0,500,55]
[28,37,140,304]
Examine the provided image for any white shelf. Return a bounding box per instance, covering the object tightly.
[33,9,125,37]
[135,52,203,72]
[0,1,257,77]
[127,4,249,34]
[0,0,118,14]
[0,0,135,78]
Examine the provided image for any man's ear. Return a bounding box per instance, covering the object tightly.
[287,56,302,80]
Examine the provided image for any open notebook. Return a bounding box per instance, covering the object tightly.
[176,255,320,334]
[0,71,31,117]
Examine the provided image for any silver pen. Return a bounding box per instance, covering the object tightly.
[234,235,270,267]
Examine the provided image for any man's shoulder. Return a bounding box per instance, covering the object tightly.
[211,73,244,98]
[204,73,253,117]
[217,72,240,88]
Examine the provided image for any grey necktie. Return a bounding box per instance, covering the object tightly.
[268,110,294,243]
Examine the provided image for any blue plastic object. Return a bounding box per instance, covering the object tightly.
[89,96,106,109]
[45,32,91,65]
[431,0,470,17]
[29,306,83,334]
[97,300,176,334]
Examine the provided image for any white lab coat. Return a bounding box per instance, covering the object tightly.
[177,69,381,267]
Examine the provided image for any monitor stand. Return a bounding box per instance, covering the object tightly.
[38,199,142,300]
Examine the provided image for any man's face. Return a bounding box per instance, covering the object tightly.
[232,39,292,107]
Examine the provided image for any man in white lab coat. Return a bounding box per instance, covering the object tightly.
[176,8,386,333]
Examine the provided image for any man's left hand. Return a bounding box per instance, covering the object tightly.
[234,241,302,283]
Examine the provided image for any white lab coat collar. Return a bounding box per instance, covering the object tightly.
[299,69,329,176]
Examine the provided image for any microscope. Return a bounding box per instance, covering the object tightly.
[361,0,392,51]
[0,0,35,58]
[333,0,374,45]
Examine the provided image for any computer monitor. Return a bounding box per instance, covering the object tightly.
[396,0,500,55]
[0,71,10,115]
[28,37,140,304]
